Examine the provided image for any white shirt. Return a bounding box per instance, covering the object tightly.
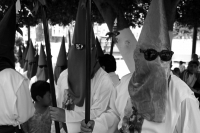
[115,72,200,133]
[109,72,120,87]
[0,68,35,126]
[56,68,117,133]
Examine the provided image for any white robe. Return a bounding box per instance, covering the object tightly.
[114,72,200,133]
[0,68,35,126]
[109,72,120,88]
[56,68,119,133]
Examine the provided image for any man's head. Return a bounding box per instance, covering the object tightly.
[192,54,198,61]
[173,67,180,77]
[187,60,199,74]
[98,54,116,73]
[31,81,52,107]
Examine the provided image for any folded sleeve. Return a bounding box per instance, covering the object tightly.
[65,83,113,122]
[16,79,35,124]
[93,87,120,133]
[174,96,200,133]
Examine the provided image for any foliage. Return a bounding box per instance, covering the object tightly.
[176,0,200,28]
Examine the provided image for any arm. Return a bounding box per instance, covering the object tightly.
[92,86,120,133]
[174,96,200,133]
[16,79,35,124]
[66,85,112,122]
[65,77,115,132]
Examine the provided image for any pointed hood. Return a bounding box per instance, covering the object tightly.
[26,40,38,79]
[0,3,16,69]
[56,36,67,67]
[26,40,36,63]
[54,36,68,84]
[68,30,72,51]
[68,0,100,107]
[128,0,171,123]
[38,44,47,66]
[95,37,104,57]
[23,44,29,71]
[36,44,48,81]
[18,46,24,68]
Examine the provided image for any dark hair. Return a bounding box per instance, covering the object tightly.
[31,81,50,102]
[173,67,180,73]
[188,60,199,67]
[98,54,116,73]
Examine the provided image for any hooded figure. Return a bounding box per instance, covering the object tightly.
[36,44,48,81]
[23,43,29,72]
[54,36,67,84]
[68,0,100,107]
[0,3,35,133]
[0,4,16,71]
[17,45,23,68]
[127,0,173,124]
[26,40,38,80]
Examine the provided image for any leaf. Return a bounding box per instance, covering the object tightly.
[38,0,47,6]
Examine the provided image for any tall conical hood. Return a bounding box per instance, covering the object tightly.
[26,40,36,63]
[23,45,29,71]
[68,0,100,107]
[38,44,47,66]
[54,36,68,84]
[0,3,16,68]
[95,37,104,57]
[56,36,67,67]
[68,30,72,51]
[128,0,171,124]
[26,40,37,79]
[18,46,24,68]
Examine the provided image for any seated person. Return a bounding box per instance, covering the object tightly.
[22,81,52,133]
[180,61,200,94]
[173,67,180,77]
[99,54,120,87]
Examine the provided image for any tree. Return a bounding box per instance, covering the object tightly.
[176,0,200,55]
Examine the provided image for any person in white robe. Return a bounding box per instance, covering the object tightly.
[50,68,119,133]
[0,3,35,132]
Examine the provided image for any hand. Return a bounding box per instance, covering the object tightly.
[81,120,95,133]
[49,106,65,122]
[62,89,73,108]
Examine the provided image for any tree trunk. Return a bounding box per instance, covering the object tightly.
[192,23,198,55]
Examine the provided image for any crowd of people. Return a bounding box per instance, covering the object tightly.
[172,54,200,102]
[1,0,200,133]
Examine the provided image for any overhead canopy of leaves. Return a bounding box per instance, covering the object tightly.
[0,0,199,30]
[176,0,200,28]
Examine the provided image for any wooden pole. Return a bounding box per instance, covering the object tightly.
[110,38,114,55]
[41,6,60,133]
[85,0,91,123]
[192,23,198,56]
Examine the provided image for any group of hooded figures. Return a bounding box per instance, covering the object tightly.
[1,0,200,133]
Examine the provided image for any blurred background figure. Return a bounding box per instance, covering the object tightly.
[180,60,200,101]
[99,54,120,87]
[173,67,181,78]
[179,61,185,73]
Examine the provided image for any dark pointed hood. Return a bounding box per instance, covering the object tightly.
[0,3,16,70]
[36,44,48,81]
[68,0,100,107]
[54,36,67,84]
